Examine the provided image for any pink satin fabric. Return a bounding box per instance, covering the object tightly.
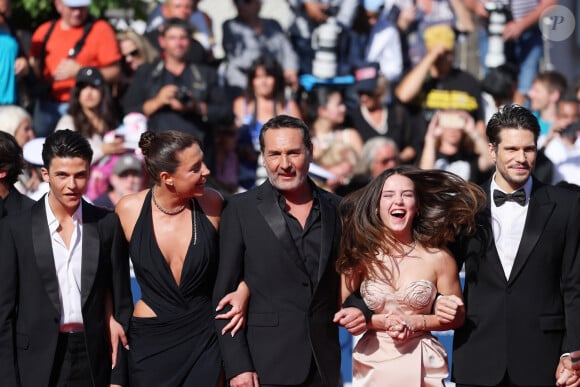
[353,279,449,386]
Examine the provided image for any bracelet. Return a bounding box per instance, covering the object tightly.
[421,315,427,331]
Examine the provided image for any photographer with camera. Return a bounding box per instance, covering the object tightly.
[465,0,557,105]
[287,0,358,75]
[542,97,580,185]
[123,18,233,169]
[419,109,494,183]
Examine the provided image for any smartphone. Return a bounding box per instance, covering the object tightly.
[438,112,466,130]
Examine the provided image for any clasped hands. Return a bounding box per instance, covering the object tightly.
[383,312,413,342]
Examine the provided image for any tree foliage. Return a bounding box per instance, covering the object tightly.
[11,0,147,30]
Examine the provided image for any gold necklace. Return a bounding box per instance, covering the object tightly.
[152,186,186,215]
[389,240,417,259]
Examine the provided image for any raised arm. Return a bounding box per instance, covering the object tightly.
[395,44,446,103]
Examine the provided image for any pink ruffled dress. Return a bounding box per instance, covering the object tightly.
[353,279,448,387]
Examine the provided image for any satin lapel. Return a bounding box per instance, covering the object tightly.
[482,183,509,282]
[31,199,60,314]
[508,183,553,284]
[81,201,100,307]
[317,189,336,282]
[256,182,306,273]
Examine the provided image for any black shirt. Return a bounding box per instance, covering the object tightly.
[273,184,322,286]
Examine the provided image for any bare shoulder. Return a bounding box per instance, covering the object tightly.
[115,190,148,239]
[232,96,245,114]
[287,100,303,119]
[430,247,459,275]
[197,188,224,229]
[115,190,148,217]
[422,246,457,271]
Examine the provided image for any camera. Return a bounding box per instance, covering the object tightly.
[175,86,193,105]
[311,17,342,79]
[438,112,466,130]
[484,2,512,68]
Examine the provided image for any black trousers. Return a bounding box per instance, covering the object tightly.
[456,370,554,387]
[261,357,326,387]
[49,332,93,387]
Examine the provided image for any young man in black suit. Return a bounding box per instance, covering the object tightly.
[0,130,132,387]
[436,104,580,386]
[214,115,366,387]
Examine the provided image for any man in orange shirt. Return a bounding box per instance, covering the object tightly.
[29,0,121,137]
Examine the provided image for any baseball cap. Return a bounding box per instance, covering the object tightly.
[113,154,142,176]
[423,24,456,51]
[62,0,91,7]
[354,63,380,94]
[23,137,46,167]
[76,67,105,87]
[363,0,384,12]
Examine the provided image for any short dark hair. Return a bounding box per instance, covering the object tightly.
[259,115,312,153]
[42,129,93,169]
[486,104,540,146]
[139,130,200,184]
[0,132,25,185]
[534,70,568,99]
[161,17,193,36]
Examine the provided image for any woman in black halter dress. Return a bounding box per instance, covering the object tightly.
[115,130,247,387]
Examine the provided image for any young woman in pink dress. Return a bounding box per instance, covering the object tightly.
[337,166,485,386]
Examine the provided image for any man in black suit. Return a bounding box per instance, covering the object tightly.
[436,104,580,386]
[0,130,132,387]
[0,132,34,218]
[214,115,366,387]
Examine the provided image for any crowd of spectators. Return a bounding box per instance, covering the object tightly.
[1,0,579,203]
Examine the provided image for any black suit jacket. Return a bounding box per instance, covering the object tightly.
[0,187,34,219]
[0,198,132,387]
[451,178,580,385]
[214,180,342,386]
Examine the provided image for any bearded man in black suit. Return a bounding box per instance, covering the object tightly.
[214,115,367,387]
[436,104,580,387]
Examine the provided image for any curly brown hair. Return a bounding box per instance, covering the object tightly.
[337,166,486,289]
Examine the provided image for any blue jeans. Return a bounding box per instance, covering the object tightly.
[33,99,69,138]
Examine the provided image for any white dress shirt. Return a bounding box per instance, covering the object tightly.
[490,176,532,280]
[45,195,84,325]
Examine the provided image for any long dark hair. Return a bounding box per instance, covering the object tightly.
[68,82,118,139]
[337,166,486,287]
[244,54,286,105]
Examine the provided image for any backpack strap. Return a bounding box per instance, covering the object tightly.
[38,20,57,77]
[68,16,95,58]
